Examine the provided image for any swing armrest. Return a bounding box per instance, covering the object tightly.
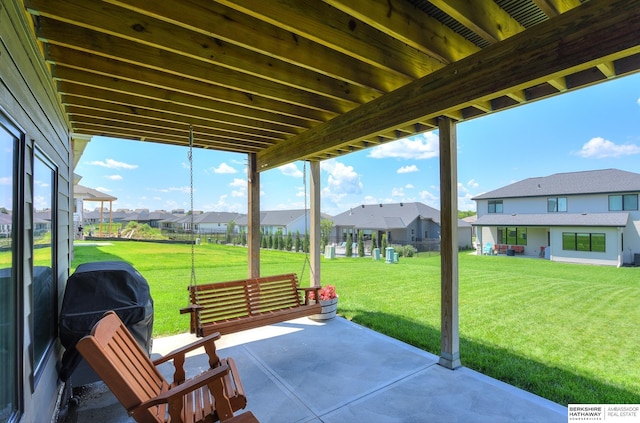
[180,304,204,336]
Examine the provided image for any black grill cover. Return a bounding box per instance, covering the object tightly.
[59,261,153,382]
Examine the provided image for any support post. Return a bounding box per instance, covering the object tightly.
[438,117,461,369]
[248,153,260,278]
[309,161,321,287]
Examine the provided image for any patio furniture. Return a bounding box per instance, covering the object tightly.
[76,311,256,423]
[482,243,493,255]
[182,273,322,337]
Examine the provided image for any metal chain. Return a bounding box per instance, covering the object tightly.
[188,126,197,297]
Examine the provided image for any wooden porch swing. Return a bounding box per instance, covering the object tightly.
[180,128,322,337]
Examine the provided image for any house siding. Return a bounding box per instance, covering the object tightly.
[1,1,72,421]
[475,176,640,266]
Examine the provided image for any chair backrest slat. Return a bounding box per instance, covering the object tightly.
[77,312,166,420]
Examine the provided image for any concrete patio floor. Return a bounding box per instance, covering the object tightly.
[59,316,567,423]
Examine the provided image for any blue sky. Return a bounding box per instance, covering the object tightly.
[76,73,640,216]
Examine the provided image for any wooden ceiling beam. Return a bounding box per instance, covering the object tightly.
[60,91,302,136]
[429,0,524,43]
[52,65,317,129]
[257,0,640,170]
[26,0,376,106]
[325,0,479,63]
[69,116,272,149]
[215,0,443,79]
[104,0,407,94]
[46,45,329,124]
[74,126,258,153]
[67,108,281,144]
[533,0,582,17]
[32,17,351,114]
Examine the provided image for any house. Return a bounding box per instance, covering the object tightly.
[2,1,637,421]
[472,169,640,267]
[235,209,319,236]
[331,202,472,251]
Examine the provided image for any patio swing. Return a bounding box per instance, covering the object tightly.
[180,129,321,337]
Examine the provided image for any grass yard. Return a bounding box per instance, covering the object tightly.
[71,240,640,406]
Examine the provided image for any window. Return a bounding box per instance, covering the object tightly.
[33,152,56,376]
[609,194,638,211]
[547,197,567,212]
[497,227,527,245]
[562,232,606,252]
[488,200,503,213]
[0,120,19,422]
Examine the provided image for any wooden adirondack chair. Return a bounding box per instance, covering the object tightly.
[76,311,258,423]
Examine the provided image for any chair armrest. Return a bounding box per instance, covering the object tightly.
[133,364,233,421]
[153,331,221,365]
[153,332,223,384]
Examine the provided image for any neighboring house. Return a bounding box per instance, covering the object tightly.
[235,209,321,236]
[472,169,640,267]
[73,185,117,228]
[331,202,473,251]
[192,211,243,234]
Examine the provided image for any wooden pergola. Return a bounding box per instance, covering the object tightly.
[21,0,640,369]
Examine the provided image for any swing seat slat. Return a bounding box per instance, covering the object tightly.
[182,273,322,337]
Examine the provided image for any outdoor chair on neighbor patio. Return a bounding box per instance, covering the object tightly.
[76,311,258,423]
[482,242,493,255]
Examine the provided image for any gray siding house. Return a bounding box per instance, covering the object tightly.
[473,169,640,266]
[331,202,472,251]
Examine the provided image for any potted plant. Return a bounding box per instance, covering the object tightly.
[309,285,338,321]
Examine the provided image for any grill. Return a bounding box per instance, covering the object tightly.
[59,261,153,386]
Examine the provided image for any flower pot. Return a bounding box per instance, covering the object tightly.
[310,297,338,321]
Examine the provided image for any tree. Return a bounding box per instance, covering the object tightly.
[277,230,285,250]
[295,230,301,252]
[381,233,387,255]
[320,218,334,251]
[357,230,365,257]
[285,231,293,251]
[372,235,378,252]
[261,229,267,248]
[345,232,353,257]
[268,233,274,249]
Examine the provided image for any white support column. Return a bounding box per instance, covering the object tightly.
[438,117,461,370]
[248,153,260,278]
[309,161,321,287]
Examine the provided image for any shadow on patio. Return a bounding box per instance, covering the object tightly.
[59,315,571,423]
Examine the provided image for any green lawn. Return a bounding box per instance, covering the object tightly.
[71,240,640,406]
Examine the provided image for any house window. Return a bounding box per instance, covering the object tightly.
[33,151,57,378]
[547,197,567,212]
[498,227,527,245]
[562,232,606,252]
[488,200,503,213]
[609,194,638,211]
[0,119,19,422]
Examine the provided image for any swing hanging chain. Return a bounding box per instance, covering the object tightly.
[301,161,313,283]
[188,126,198,298]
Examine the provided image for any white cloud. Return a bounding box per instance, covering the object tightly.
[637,96,640,106]
[155,186,190,193]
[405,183,414,189]
[278,163,304,178]
[212,162,237,174]
[0,177,10,185]
[229,178,246,198]
[391,187,405,197]
[397,165,419,174]
[321,159,363,195]
[229,178,246,188]
[95,187,112,192]
[106,174,122,180]
[89,158,138,169]
[575,137,640,158]
[368,133,439,160]
[467,179,479,189]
